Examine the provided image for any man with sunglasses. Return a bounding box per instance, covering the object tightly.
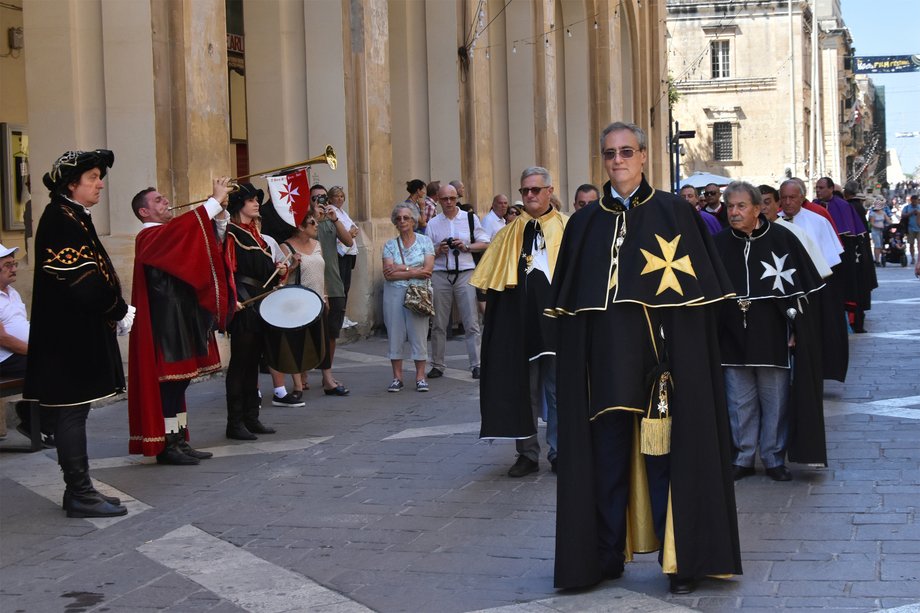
[473,168,568,478]
[548,122,741,594]
[425,183,489,379]
[702,183,729,228]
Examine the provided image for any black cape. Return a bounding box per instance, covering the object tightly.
[549,178,742,589]
[713,218,828,465]
[479,215,559,439]
[24,196,129,406]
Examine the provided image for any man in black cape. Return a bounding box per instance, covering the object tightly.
[547,122,741,594]
[714,182,825,482]
[471,166,567,477]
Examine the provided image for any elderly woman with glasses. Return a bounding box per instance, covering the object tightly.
[381,203,435,392]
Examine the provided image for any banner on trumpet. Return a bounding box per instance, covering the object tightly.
[267,168,311,227]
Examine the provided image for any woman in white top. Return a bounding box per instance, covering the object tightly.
[381,203,435,392]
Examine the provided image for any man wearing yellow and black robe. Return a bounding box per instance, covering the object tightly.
[548,122,741,594]
[472,167,567,478]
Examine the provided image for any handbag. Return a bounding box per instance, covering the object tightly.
[397,237,435,317]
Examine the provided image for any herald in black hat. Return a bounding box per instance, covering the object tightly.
[227,182,264,216]
[42,149,115,195]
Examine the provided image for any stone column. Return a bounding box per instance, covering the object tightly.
[458,1,494,214]
[151,0,231,210]
[533,0,560,186]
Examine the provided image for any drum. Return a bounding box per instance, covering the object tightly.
[259,285,326,374]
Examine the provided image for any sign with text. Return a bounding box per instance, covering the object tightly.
[854,55,919,74]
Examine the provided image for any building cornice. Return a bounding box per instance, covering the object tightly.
[676,76,777,93]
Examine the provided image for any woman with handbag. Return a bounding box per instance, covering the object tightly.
[382,203,435,392]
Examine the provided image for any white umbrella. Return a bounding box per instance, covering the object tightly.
[679,171,733,189]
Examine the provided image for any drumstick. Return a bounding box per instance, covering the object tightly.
[238,286,281,308]
[261,250,296,289]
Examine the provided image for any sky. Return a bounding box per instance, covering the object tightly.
[841,0,920,178]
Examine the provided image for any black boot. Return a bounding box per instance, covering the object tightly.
[244,397,275,434]
[177,426,213,459]
[156,433,200,465]
[226,398,257,440]
[62,456,121,510]
[61,456,128,518]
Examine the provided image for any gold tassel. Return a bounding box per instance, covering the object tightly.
[641,372,672,456]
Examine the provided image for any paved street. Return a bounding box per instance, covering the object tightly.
[2,264,919,613]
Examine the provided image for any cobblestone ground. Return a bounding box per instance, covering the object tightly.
[1,264,918,612]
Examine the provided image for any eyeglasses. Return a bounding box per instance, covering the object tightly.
[394,215,413,221]
[704,191,720,196]
[602,147,638,161]
[506,209,521,216]
[1,261,18,270]
[519,186,549,197]
[438,196,458,202]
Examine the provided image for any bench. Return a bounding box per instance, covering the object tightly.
[1,377,44,453]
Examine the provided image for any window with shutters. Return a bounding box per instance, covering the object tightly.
[711,40,730,79]
[713,122,733,161]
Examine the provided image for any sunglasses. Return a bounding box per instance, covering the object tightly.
[704,191,720,196]
[602,147,638,160]
[507,209,521,216]
[394,215,413,222]
[304,218,318,226]
[519,186,549,197]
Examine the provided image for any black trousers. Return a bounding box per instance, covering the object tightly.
[47,404,91,465]
[160,380,190,419]
[225,330,262,425]
[591,410,670,575]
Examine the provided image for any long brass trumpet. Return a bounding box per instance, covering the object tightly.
[169,145,337,211]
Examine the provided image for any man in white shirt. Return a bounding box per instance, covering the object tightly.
[0,244,28,379]
[481,194,509,240]
[425,183,489,379]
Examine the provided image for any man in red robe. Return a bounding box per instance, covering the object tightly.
[127,178,233,464]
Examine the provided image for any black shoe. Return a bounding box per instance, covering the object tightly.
[14,423,56,448]
[471,366,481,379]
[507,456,539,478]
[427,368,444,379]
[550,457,558,473]
[177,440,213,460]
[323,385,350,396]
[765,465,793,481]
[602,566,624,580]
[156,434,200,466]
[226,423,257,440]
[669,575,696,595]
[272,393,305,407]
[245,420,276,434]
[732,465,755,481]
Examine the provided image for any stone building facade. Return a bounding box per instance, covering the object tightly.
[3,0,669,336]
[666,0,869,191]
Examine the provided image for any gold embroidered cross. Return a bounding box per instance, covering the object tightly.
[640,234,697,296]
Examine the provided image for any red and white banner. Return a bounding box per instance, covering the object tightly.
[266,168,311,227]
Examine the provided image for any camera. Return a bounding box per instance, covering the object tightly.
[444,237,460,251]
[314,195,327,205]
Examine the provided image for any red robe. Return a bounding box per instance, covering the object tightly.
[128,206,230,456]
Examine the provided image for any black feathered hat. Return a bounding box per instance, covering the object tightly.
[42,149,115,195]
[227,182,264,216]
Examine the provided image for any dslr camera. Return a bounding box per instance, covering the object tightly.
[314,194,328,205]
[444,237,460,251]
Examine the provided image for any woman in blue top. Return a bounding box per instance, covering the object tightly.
[382,203,435,392]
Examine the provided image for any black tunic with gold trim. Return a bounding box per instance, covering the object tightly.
[24,195,129,407]
[548,177,742,589]
[225,221,276,334]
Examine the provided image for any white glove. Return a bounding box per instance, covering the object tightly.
[117,304,136,336]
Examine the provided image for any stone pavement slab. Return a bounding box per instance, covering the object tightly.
[1,265,919,612]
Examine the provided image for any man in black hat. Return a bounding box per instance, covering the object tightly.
[223,183,286,440]
[25,149,133,518]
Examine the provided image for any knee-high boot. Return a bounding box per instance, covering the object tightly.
[60,455,127,518]
[226,396,257,440]
[243,391,275,435]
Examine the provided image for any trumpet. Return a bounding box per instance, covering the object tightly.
[169,145,337,211]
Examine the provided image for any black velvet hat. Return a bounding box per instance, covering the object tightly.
[42,149,115,194]
[227,182,264,216]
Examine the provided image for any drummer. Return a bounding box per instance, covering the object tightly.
[224,183,289,441]
[128,178,234,464]
[275,208,331,397]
